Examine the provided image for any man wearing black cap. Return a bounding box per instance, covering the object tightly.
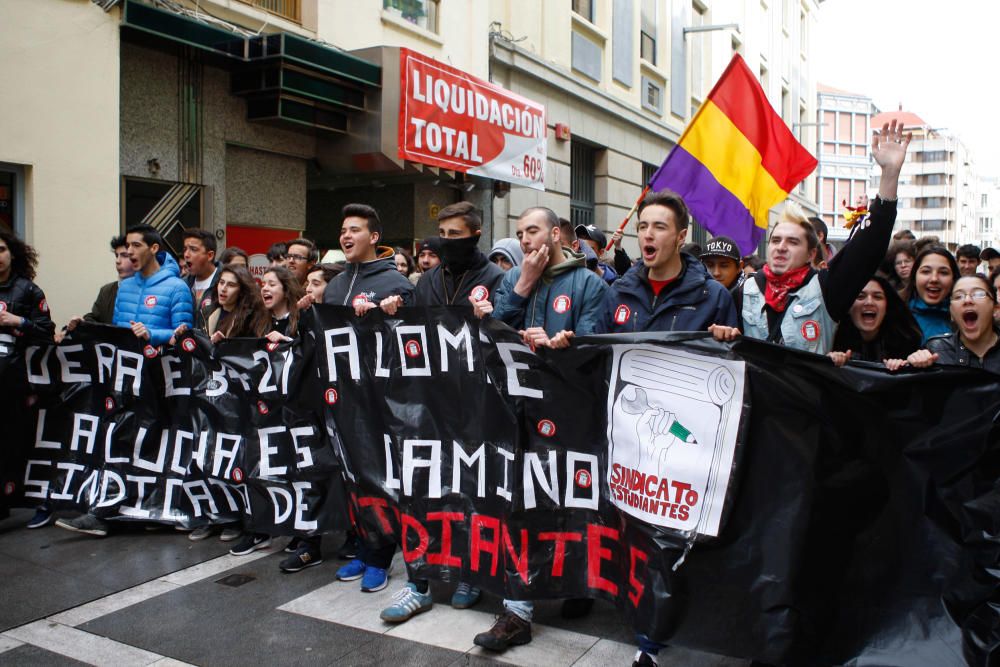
[413,237,441,284]
[574,224,619,284]
[699,236,744,290]
[981,247,1000,274]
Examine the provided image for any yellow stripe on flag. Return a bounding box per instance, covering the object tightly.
[679,100,789,230]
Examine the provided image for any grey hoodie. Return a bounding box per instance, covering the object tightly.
[488,238,524,267]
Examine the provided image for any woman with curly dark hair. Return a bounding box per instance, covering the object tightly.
[828,274,923,370]
[0,230,55,528]
[205,265,270,343]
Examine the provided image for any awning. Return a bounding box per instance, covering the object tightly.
[120,0,380,134]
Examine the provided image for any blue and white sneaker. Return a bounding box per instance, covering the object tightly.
[451,582,481,609]
[361,565,389,592]
[336,558,365,581]
[380,583,433,622]
[26,506,53,529]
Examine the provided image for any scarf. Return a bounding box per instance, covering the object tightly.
[762,264,811,312]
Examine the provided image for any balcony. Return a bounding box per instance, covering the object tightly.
[237,0,300,23]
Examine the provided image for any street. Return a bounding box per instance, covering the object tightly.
[0,509,743,667]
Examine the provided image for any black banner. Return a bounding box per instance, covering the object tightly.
[5,309,999,665]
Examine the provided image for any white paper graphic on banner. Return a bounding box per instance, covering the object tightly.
[606,345,744,536]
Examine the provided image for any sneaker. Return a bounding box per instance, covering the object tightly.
[380,583,433,622]
[188,525,217,541]
[337,533,360,560]
[280,545,323,573]
[473,611,532,651]
[336,558,366,581]
[451,582,481,609]
[55,514,109,537]
[633,650,658,666]
[284,537,303,553]
[229,533,271,556]
[361,565,389,592]
[219,527,242,542]
[26,507,53,529]
[560,597,594,619]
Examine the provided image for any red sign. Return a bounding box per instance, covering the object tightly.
[399,48,546,190]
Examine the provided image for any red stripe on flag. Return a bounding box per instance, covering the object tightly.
[705,55,817,193]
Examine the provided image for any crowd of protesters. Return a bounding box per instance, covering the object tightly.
[4,120,1000,666]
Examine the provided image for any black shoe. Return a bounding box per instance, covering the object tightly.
[284,537,303,553]
[229,533,271,556]
[473,611,532,652]
[280,545,323,573]
[337,533,360,560]
[633,650,658,666]
[55,514,109,537]
[560,597,594,619]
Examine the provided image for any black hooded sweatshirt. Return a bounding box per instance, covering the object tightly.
[322,246,414,307]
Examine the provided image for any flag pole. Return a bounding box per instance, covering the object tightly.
[603,185,651,253]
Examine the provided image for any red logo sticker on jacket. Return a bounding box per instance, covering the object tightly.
[266,341,279,352]
[143,345,158,359]
[352,294,369,307]
[470,285,489,302]
[614,304,631,325]
[574,468,592,489]
[404,340,422,358]
[257,400,269,415]
[105,397,115,412]
[537,419,556,437]
[801,320,820,342]
[144,295,158,308]
[552,295,571,314]
[181,338,197,353]
[3,481,14,496]
[39,299,48,313]
[324,388,338,405]
[231,468,244,484]
[201,297,212,309]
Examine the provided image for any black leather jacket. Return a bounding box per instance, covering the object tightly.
[926,328,1000,374]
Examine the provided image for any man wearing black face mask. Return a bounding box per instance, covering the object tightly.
[380,201,504,316]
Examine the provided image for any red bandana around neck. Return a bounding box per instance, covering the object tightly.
[762,264,811,312]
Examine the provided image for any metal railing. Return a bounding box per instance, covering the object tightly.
[237,0,300,23]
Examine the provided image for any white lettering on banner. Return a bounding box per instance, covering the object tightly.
[105,422,127,464]
[162,355,190,396]
[132,428,167,473]
[95,343,115,384]
[119,475,157,518]
[266,484,317,530]
[384,433,400,491]
[208,479,241,512]
[114,351,144,395]
[210,433,242,479]
[26,346,52,384]
[438,323,474,373]
[258,426,287,477]
[495,342,543,399]
[171,431,193,475]
[48,462,86,501]
[565,451,600,509]
[70,414,100,453]
[396,325,431,376]
[325,327,360,382]
[452,441,486,498]
[523,450,560,510]
[23,460,52,498]
[56,345,90,383]
[290,426,315,469]
[402,439,442,498]
[184,480,219,518]
[374,331,391,377]
[34,409,62,449]
[253,350,279,393]
[496,446,514,501]
[97,470,126,508]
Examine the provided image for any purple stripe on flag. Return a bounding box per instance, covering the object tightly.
[649,146,764,256]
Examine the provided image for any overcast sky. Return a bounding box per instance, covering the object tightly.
[814,0,997,175]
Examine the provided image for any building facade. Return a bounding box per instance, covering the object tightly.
[871,108,977,248]
[814,83,877,232]
[2,0,821,322]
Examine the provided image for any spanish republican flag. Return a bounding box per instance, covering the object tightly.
[648,54,817,254]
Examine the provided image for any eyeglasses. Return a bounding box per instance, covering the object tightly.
[950,289,994,302]
[285,253,309,262]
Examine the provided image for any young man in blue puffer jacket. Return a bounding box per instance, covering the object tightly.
[56,224,194,538]
[112,224,193,346]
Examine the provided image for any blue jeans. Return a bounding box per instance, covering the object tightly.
[503,599,533,622]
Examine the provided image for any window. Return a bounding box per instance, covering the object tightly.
[572,0,593,22]
[690,3,706,101]
[0,163,25,237]
[759,63,769,102]
[240,0,301,23]
[781,87,790,123]
[571,142,596,230]
[923,150,947,163]
[799,5,808,53]
[981,217,993,233]
[640,0,657,64]
[641,77,663,114]
[383,0,438,33]
[982,193,989,207]
[924,197,944,209]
